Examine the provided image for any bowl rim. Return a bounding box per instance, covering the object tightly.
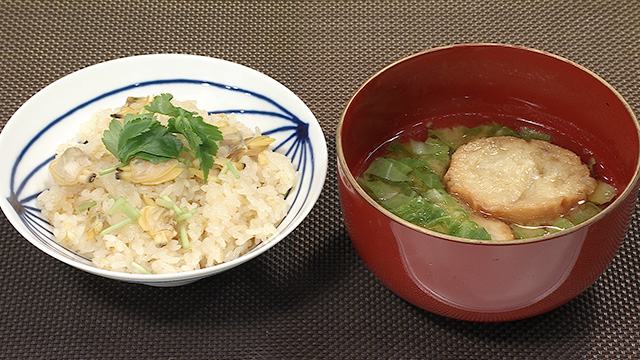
[1,53,328,283]
[336,42,640,245]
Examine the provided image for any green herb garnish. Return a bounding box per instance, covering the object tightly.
[155,195,197,249]
[102,113,183,166]
[220,160,241,179]
[178,224,190,250]
[130,261,152,274]
[99,196,141,236]
[102,93,223,182]
[99,218,136,237]
[76,200,97,212]
[147,94,223,182]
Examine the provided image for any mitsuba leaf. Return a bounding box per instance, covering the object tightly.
[118,123,184,164]
[102,115,184,165]
[168,113,222,182]
[102,93,224,182]
[117,116,159,154]
[190,115,223,152]
[102,119,123,156]
[145,93,182,117]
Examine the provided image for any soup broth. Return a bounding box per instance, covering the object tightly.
[357,117,617,240]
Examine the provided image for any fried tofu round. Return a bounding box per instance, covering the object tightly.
[444,136,597,225]
[469,213,515,240]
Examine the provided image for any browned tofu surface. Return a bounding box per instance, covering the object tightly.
[444,136,597,225]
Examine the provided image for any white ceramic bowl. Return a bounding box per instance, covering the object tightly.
[0,54,327,286]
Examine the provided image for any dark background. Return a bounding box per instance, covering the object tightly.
[1,1,638,359]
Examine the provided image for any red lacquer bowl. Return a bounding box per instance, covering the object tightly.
[337,43,640,322]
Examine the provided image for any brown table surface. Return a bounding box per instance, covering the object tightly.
[1,1,639,359]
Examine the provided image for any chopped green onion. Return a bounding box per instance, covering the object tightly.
[109,196,126,215]
[107,196,140,220]
[99,164,122,176]
[176,208,198,222]
[76,200,97,212]
[99,218,135,236]
[155,197,174,209]
[130,261,152,274]
[220,161,230,176]
[156,195,197,219]
[179,224,190,249]
[227,161,240,179]
[162,195,183,215]
[121,201,140,220]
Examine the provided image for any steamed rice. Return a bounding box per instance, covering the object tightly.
[37,99,297,274]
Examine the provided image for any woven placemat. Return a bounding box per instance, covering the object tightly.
[1,1,638,359]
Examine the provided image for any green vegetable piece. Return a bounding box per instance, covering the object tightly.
[76,200,97,212]
[108,196,140,220]
[364,158,413,182]
[423,138,450,156]
[121,201,140,221]
[176,208,198,222]
[147,93,223,182]
[359,178,404,203]
[161,195,183,215]
[102,115,184,166]
[130,261,152,274]
[219,160,241,179]
[99,165,121,176]
[427,219,452,234]
[568,202,601,224]
[588,180,617,205]
[547,217,574,233]
[99,218,135,236]
[402,159,440,189]
[119,113,156,136]
[554,217,574,229]
[179,224,190,250]
[407,139,450,157]
[102,93,224,183]
[389,195,445,227]
[226,160,241,179]
[155,197,174,210]
[428,126,470,149]
[487,123,519,137]
[108,196,127,215]
[422,188,456,209]
[450,220,491,240]
[518,127,553,142]
[408,139,428,155]
[411,166,445,191]
[587,157,596,172]
[423,158,450,179]
[118,116,183,164]
[102,118,123,156]
[145,93,184,117]
[511,224,547,239]
[386,141,412,158]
